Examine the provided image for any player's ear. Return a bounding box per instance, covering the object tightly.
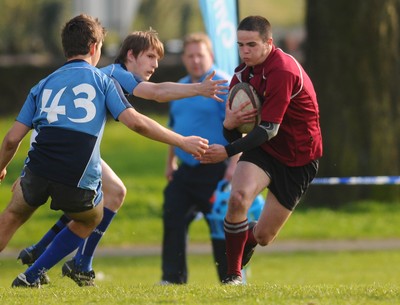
[126,49,137,63]
[89,43,97,56]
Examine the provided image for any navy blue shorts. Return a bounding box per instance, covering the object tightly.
[20,166,101,213]
[239,147,319,211]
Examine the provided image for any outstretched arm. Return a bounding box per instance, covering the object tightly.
[0,122,31,182]
[118,108,209,157]
[133,70,229,102]
[197,122,280,164]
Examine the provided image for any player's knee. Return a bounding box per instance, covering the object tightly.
[255,229,277,247]
[116,183,127,205]
[104,182,127,211]
[256,236,274,247]
[229,190,249,213]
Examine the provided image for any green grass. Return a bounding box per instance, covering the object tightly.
[1,115,400,249]
[0,251,399,304]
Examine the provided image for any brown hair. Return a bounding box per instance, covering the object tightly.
[238,16,272,42]
[182,32,213,55]
[61,14,106,58]
[115,28,164,64]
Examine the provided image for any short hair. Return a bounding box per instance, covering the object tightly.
[61,14,106,58]
[182,32,213,55]
[115,28,164,64]
[238,16,272,42]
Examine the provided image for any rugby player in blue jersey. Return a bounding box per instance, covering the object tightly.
[0,14,210,288]
[14,29,228,287]
[159,32,241,285]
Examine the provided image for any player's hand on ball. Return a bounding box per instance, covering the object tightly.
[196,144,227,164]
[200,70,229,102]
[227,82,261,133]
[224,99,258,130]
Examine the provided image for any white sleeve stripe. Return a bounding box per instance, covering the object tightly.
[277,48,304,99]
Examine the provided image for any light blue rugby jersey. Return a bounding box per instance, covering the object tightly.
[100,63,142,94]
[169,67,230,166]
[16,60,130,190]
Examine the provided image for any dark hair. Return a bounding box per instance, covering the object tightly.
[114,28,164,64]
[238,16,272,42]
[61,14,106,58]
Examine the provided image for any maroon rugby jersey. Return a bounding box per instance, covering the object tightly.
[231,45,323,166]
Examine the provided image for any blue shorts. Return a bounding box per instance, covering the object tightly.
[239,147,319,211]
[20,166,102,213]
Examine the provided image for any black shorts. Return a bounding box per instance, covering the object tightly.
[239,147,319,211]
[20,166,101,213]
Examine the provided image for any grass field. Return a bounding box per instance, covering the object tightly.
[0,251,399,304]
[0,115,399,304]
[1,116,400,248]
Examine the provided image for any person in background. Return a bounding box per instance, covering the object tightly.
[0,14,209,288]
[15,29,228,287]
[197,15,323,285]
[159,32,247,284]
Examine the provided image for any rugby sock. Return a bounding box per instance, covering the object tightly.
[25,227,83,283]
[33,215,71,254]
[246,223,257,246]
[224,218,249,277]
[74,207,116,272]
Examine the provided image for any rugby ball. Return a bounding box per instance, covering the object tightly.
[228,82,261,133]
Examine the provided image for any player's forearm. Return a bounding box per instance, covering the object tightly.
[223,125,242,142]
[120,108,185,147]
[152,82,200,102]
[224,125,269,157]
[0,123,29,173]
[134,82,199,103]
[0,136,21,174]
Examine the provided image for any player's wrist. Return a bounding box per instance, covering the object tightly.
[224,144,236,157]
[223,123,233,130]
[196,82,204,96]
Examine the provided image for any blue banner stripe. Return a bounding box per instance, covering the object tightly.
[199,0,239,76]
[312,176,400,185]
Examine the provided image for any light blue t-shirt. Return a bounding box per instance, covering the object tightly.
[100,63,142,94]
[169,67,230,166]
[17,60,130,191]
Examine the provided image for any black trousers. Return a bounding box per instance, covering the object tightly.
[161,162,228,283]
